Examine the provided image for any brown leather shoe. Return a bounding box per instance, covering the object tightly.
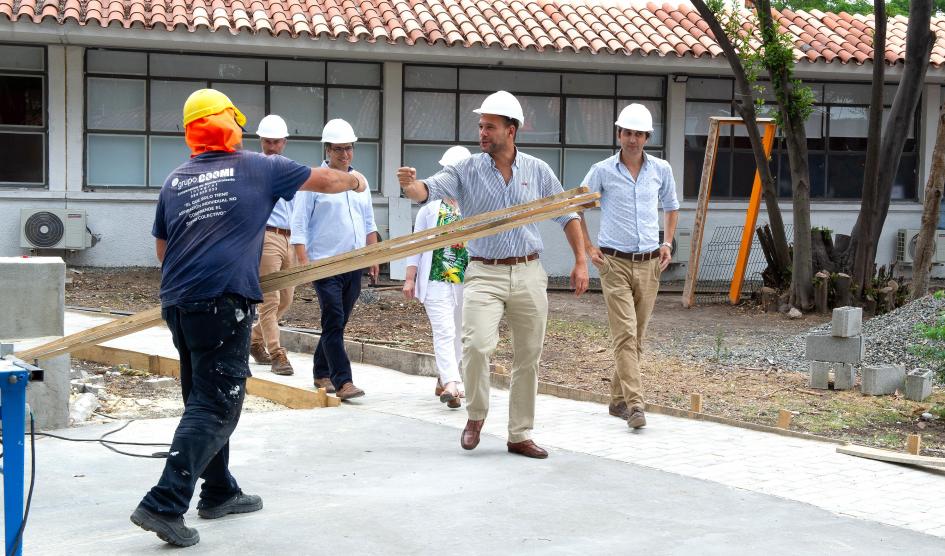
[627,407,647,429]
[434,378,444,398]
[336,382,365,400]
[250,342,271,364]
[313,378,336,394]
[506,440,548,459]
[461,419,484,450]
[609,401,629,420]
[270,350,293,376]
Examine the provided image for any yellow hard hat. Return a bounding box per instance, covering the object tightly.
[182,88,246,127]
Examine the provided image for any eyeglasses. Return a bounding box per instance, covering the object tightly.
[330,146,354,154]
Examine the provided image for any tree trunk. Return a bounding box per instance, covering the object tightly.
[835,273,852,307]
[690,0,792,271]
[848,0,935,297]
[912,103,945,300]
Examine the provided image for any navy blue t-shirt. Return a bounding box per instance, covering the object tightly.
[152,150,310,307]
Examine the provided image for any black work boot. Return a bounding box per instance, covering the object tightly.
[130,504,200,547]
[197,491,263,519]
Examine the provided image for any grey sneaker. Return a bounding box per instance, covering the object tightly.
[627,407,647,429]
[197,491,263,519]
[130,504,200,547]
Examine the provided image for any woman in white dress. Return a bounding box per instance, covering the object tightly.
[403,146,471,408]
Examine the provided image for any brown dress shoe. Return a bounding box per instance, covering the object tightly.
[507,440,548,459]
[609,401,629,420]
[447,398,461,409]
[270,350,294,376]
[434,378,444,398]
[313,378,336,394]
[627,407,647,429]
[250,342,271,364]
[336,382,365,400]
[461,419,484,450]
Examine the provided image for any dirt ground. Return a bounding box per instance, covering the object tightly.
[66,267,945,455]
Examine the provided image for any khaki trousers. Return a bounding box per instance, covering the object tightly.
[251,230,296,355]
[462,259,547,443]
[599,255,661,410]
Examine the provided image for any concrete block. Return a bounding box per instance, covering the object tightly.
[0,257,65,338]
[832,363,856,391]
[84,374,105,386]
[861,364,906,396]
[805,333,865,364]
[83,383,105,397]
[809,361,830,389]
[905,369,933,402]
[142,377,176,392]
[831,306,862,338]
[27,353,70,430]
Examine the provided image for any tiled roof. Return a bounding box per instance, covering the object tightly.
[2,1,944,67]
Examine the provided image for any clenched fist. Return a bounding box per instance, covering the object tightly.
[397,167,417,187]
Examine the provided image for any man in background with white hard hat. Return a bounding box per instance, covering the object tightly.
[249,114,297,376]
[398,91,589,460]
[132,89,366,548]
[291,118,378,400]
[580,103,679,430]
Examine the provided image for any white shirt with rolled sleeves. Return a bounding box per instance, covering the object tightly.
[290,162,377,260]
[423,151,579,259]
[583,152,680,253]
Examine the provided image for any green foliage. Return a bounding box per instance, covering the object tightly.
[772,1,945,17]
[909,290,945,383]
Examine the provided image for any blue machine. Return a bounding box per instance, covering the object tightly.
[0,345,43,556]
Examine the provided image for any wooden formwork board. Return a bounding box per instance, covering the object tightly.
[17,187,598,363]
[837,444,945,468]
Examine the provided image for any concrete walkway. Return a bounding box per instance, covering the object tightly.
[15,311,945,553]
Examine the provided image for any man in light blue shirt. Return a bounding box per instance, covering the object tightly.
[291,119,377,400]
[250,115,299,376]
[580,103,680,430]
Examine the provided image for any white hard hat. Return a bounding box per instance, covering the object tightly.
[256,114,289,139]
[438,146,472,167]
[321,119,358,144]
[473,90,525,127]
[615,103,654,132]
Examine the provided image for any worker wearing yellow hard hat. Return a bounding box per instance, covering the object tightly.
[131,89,367,548]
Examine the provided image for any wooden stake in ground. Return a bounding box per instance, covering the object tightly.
[907,434,922,455]
[777,409,793,429]
[690,393,703,413]
[16,188,599,363]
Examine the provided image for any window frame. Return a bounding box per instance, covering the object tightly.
[0,43,48,188]
[83,48,383,191]
[401,64,667,182]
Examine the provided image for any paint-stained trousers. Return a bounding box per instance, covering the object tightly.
[251,230,296,356]
[599,256,661,410]
[462,259,547,443]
[140,295,251,517]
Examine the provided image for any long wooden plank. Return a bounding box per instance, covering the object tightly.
[682,117,721,308]
[837,444,945,468]
[17,189,598,362]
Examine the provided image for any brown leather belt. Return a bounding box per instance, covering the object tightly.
[265,226,291,237]
[470,253,539,265]
[600,247,660,262]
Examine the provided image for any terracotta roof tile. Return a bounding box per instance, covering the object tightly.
[2,1,944,66]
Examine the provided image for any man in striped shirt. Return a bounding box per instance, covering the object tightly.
[580,103,680,430]
[398,91,588,460]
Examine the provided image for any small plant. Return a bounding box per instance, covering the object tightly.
[909,290,945,383]
[712,326,730,362]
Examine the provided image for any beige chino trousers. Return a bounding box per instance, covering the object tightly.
[251,230,296,355]
[599,255,661,410]
[461,259,548,443]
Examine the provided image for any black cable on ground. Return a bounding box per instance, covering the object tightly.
[7,411,36,556]
[36,420,170,459]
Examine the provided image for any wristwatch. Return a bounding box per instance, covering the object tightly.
[660,242,673,250]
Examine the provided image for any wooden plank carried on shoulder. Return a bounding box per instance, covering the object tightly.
[836,444,945,468]
[16,187,598,363]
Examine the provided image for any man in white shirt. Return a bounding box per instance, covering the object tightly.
[249,114,297,376]
[291,119,378,400]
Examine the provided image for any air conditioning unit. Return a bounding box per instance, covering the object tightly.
[20,208,93,250]
[659,228,692,263]
[897,228,945,265]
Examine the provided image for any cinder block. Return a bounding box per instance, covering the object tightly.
[809,361,830,389]
[861,364,906,396]
[142,377,176,392]
[831,306,863,338]
[810,361,855,390]
[27,353,70,430]
[905,368,933,402]
[0,257,65,338]
[805,333,865,364]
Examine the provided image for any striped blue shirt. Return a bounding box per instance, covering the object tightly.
[583,152,680,253]
[423,150,578,259]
